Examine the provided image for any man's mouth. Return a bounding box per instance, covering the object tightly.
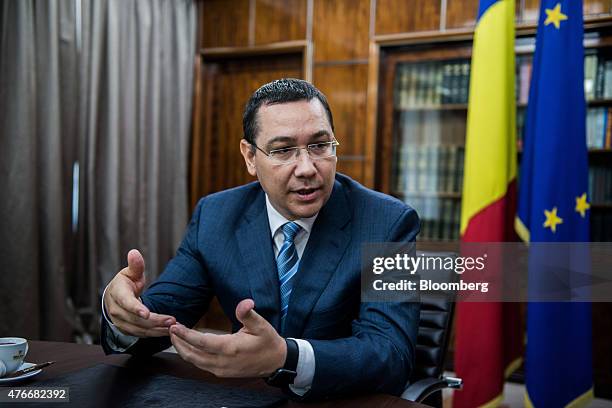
[293,187,320,201]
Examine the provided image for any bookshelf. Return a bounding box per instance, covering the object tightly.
[377,36,612,243]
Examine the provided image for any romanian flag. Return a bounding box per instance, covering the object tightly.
[516,1,593,407]
[453,1,522,407]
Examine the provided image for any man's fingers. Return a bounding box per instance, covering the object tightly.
[111,283,150,318]
[146,312,176,327]
[125,249,146,282]
[115,320,170,338]
[113,307,176,330]
[170,324,230,354]
[171,331,220,371]
[113,311,173,337]
[107,287,176,326]
[235,299,267,333]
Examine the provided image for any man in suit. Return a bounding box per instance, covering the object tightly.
[101,78,420,399]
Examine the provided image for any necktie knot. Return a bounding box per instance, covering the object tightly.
[281,222,301,243]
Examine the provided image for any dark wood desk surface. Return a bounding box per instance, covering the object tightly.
[16,341,428,408]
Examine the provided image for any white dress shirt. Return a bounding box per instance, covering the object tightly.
[102,194,318,394]
[265,195,317,394]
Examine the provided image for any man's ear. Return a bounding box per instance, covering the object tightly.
[240,139,257,177]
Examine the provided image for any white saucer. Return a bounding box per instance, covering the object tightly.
[0,362,42,383]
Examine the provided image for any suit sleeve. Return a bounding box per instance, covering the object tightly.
[305,207,421,399]
[101,198,214,356]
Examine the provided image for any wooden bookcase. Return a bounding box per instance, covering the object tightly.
[375,25,612,398]
[376,33,612,243]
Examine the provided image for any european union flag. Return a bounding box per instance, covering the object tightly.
[516,1,593,407]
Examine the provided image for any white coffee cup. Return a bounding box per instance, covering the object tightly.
[0,338,28,377]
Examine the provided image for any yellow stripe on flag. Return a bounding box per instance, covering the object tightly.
[461,0,517,235]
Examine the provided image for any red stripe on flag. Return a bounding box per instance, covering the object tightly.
[453,181,523,408]
[462,181,517,242]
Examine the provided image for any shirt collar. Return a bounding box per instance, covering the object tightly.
[265,194,318,237]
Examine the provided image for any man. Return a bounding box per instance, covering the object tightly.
[101,78,420,399]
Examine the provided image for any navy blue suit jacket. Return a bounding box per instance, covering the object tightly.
[101,173,421,399]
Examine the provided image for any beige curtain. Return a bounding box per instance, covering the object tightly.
[74,0,197,340]
[0,0,197,341]
[0,0,76,340]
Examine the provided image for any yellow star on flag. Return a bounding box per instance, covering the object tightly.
[543,207,563,233]
[575,193,590,217]
[544,3,568,29]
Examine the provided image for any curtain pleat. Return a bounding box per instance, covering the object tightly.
[0,0,197,342]
[0,0,75,341]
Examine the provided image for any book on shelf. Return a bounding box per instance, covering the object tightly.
[417,145,428,191]
[395,60,473,108]
[441,63,453,104]
[449,63,464,105]
[589,166,612,204]
[586,107,612,148]
[405,65,416,108]
[440,199,451,241]
[434,64,444,105]
[459,62,470,104]
[604,59,612,99]
[517,108,525,150]
[584,53,597,100]
[425,145,435,192]
[396,144,465,197]
[438,146,448,192]
[455,147,465,194]
[518,58,532,105]
[425,63,437,105]
[596,54,606,99]
[591,211,612,241]
[445,146,458,193]
[584,52,612,100]
[397,65,408,109]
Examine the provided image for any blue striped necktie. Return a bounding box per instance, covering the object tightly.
[277,221,301,331]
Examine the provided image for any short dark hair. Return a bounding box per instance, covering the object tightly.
[242,78,335,146]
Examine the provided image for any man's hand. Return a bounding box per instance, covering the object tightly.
[169,299,287,378]
[104,249,176,337]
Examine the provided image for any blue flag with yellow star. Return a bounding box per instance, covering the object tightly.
[516,1,593,407]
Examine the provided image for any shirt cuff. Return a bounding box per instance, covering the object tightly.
[101,285,140,351]
[287,338,315,395]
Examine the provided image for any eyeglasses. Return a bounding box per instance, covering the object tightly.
[252,140,340,165]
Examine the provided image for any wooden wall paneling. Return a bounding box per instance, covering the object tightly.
[446,0,478,29]
[313,0,370,62]
[200,0,250,48]
[255,0,307,44]
[375,51,398,194]
[375,0,440,36]
[304,0,314,82]
[522,0,539,23]
[313,64,369,183]
[585,0,611,15]
[190,54,203,211]
[522,0,611,25]
[190,62,217,208]
[364,42,380,188]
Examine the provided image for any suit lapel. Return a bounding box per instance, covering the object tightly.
[283,180,351,337]
[235,189,282,331]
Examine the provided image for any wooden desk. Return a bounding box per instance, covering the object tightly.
[15,341,428,407]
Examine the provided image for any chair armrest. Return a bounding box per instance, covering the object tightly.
[401,376,463,402]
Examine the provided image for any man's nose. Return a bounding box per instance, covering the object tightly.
[293,149,317,177]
